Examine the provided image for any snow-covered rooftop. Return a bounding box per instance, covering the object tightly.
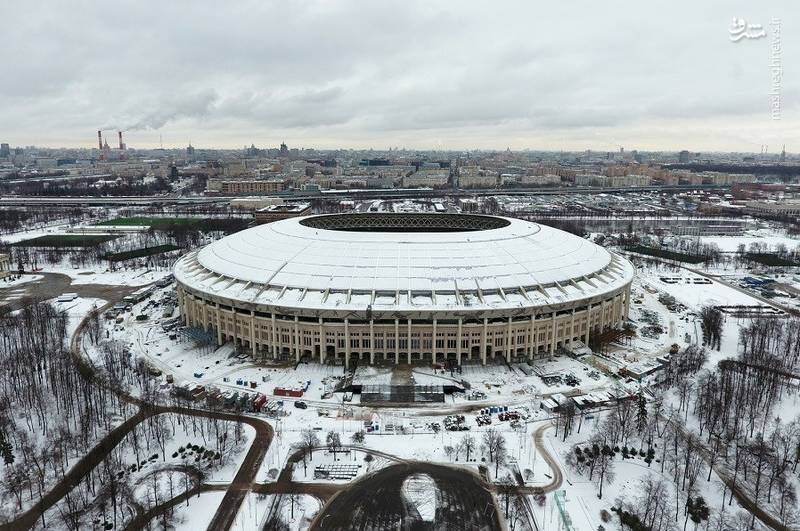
[174,214,633,312]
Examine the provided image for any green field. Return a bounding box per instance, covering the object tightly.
[745,253,800,267]
[12,234,119,247]
[625,245,706,264]
[96,217,249,232]
[104,244,181,262]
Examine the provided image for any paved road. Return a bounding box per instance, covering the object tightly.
[0,408,150,531]
[0,278,276,531]
[518,421,563,495]
[307,461,503,531]
[204,414,273,531]
[669,419,789,531]
[0,184,730,207]
[0,271,141,311]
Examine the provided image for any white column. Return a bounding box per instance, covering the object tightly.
[344,318,351,369]
[319,318,325,363]
[271,314,277,359]
[178,288,187,325]
[549,311,557,358]
[294,316,300,363]
[432,319,437,365]
[528,314,536,360]
[623,290,631,323]
[216,305,223,345]
[506,317,513,362]
[457,318,463,366]
[369,319,375,365]
[570,309,576,346]
[250,310,256,356]
[394,318,400,364]
[407,319,412,364]
[481,318,488,365]
[585,304,592,346]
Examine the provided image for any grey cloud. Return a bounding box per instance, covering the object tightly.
[0,0,797,150]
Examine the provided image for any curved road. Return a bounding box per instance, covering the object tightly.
[307,461,503,531]
[0,281,275,531]
[669,419,789,531]
[5,270,777,531]
[518,421,563,495]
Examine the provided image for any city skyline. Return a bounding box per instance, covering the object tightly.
[1,1,796,151]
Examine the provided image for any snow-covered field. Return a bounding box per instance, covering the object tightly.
[642,273,763,308]
[171,491,226,530]
[698,232,800,253]
[3,220,798,531]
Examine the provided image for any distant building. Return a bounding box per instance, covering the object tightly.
[253,202,311,224]
[0,143,9,158]
[700,172,755,186]
[207,178,285,195]
[403,169,449,188]
[0,253,10,278]
[35,158,58,169]
[678,150,690,163]
[518,174,562,186]
[360,158,390,166]
[457,198,480,212]
[230,196,284,211]
[744,200,800,217]
[575,174,651,187]
[459,172,497,188]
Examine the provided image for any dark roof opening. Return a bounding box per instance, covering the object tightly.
[299,213,510,232]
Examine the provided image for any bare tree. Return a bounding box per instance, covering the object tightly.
[482,429,504,462]
[326,431,342,461]
[461,434,476,462]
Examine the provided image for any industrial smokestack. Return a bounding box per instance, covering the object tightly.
[118,131,125,160]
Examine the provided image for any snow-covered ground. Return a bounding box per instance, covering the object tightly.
[227,493,320,530]
[7,224,797,530]
[58,296,105,337]
[171,491,226,530]
[698,232,800,253]
[0,274,43,306]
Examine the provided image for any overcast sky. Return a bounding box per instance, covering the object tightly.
[2,1,797,152]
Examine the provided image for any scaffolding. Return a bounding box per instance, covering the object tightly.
[360,384,445,404]
[179,326,217,354]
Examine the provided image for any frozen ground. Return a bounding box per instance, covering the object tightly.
[47,260,172,286]
[58,296,105,337]
[528,410,732,531]
[697,232,800,253]
[229,493,319,530]
[0,274,43,306]
[641,272,764,308]
[171,491,226,530]
[11,231,792,530]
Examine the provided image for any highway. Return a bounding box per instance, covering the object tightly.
[0,183,730,206]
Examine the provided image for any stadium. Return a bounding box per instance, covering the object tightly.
[174,213,634,367]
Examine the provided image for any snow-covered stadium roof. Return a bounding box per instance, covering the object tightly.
[174,214,633,313]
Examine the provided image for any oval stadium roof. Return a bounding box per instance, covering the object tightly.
[174,213,633,313]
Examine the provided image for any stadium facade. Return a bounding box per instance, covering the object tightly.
[174,213,634,367]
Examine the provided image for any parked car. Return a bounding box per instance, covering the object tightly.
[294,401,308,409]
